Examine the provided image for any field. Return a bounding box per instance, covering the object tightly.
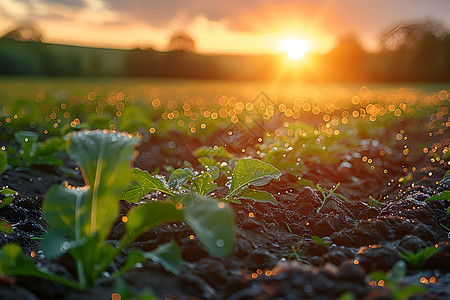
[0,78,449,299]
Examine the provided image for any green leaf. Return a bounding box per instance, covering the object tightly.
[0,219,13,233]
[399,246,439,270]
[131,168,174,195]
[43,183,89,239]
[35,137,65,156]
[441,170,450,186]
[41,227,72,258]
[198,157,219,168]
[311,235,332,247]
[193,171,218,196]
[0,244,80,289]
[179,193,234,257]
[67,130,138,240]
[15,131,38,166]
[116,241,183,276]
[0,195,15,209]
[168,168,194,189]
[0,188,18,196]
[296,178,316,189]
[394,284,426,300]
[207,166,220,180]
[114,278,157,300]
[194,146,233,159]
[119,182,145,203]
[426,190,450,202]
[124,201,183,239]
[238,188,277,205]
[226,158,282,197]
[0,150,7,174]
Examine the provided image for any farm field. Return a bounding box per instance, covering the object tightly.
[0,77,449,299]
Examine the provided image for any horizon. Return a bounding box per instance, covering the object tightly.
[1,1,450,57]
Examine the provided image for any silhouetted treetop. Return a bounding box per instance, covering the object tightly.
[380,21,445,51]
[2,25,44,42]
[167,31,196,52]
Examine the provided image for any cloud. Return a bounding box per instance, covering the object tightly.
[2,0,450,51]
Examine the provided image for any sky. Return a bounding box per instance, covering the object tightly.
[1,0,449,55]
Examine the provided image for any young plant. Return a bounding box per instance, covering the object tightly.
[194,146,235,174]
[311,235,332,247]
[11,131,65,168]
[316,183,347,213]
[399,246,439,270]
[368,194,386,207]
[370,260,426,300]
[224,158,282,205]
[121,158,281,206]
[0,149,7,174]
[0,130,235,290]
[0,187,18,209]
[0,187,18,234]
[168,166,220,196]
[425,170,450,213]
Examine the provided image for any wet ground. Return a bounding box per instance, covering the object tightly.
[0,118,449,299]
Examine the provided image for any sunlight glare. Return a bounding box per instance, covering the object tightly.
[279,38,312,60]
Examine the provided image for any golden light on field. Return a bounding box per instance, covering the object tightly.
[278,38,313,60]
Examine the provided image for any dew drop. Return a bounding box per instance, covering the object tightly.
[216,239,225,247]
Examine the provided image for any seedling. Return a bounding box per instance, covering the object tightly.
[225,158,282,205]
[290,245,309,264]
[10,131,65,169]
[370,260,426,300]
[399,246,439,270]
[0,187,18,233]
[0,130,235,290]
[0,150,7,174]
[0,187,18,209]
[316,183,344,213]
[425,170,450,213]
[311,235,332,247]
[368,194,386,207]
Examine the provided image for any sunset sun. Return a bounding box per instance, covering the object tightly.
[279,38,312,60]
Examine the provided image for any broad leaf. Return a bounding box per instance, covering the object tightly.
[15,131,38,166]
[116,241,183,276]
[0,244,79,289]
[179,193,234,257]
[311,235,332,247]
[441,170,450,186]
[67,130,138,239]
[198,157,219,168]
[119,182,145,203]
[43,183,89,238]
[227,158,282,197]
[124,201,183,239]
[41,227,73,258]
[131,168,174,195]
[194,146,233,159]
[0,188,17,209]
[168,168,194,189]
[426,191,450,202]
[193,171,218,196]
[208,166,220,180]
[0,150,6,174]
[0,219,13,233]
[238,188,278,205]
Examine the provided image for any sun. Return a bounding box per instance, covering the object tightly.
[279,38,312,60]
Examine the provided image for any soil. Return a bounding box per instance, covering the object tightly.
[0,117,449,300]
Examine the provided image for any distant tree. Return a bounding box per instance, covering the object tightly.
[167,31,196,52]
[1,24,44,42]
[380,21,444,52]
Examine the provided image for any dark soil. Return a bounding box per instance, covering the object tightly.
[0,120,449,299]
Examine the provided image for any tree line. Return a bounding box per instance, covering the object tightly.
[0,21,449,82]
